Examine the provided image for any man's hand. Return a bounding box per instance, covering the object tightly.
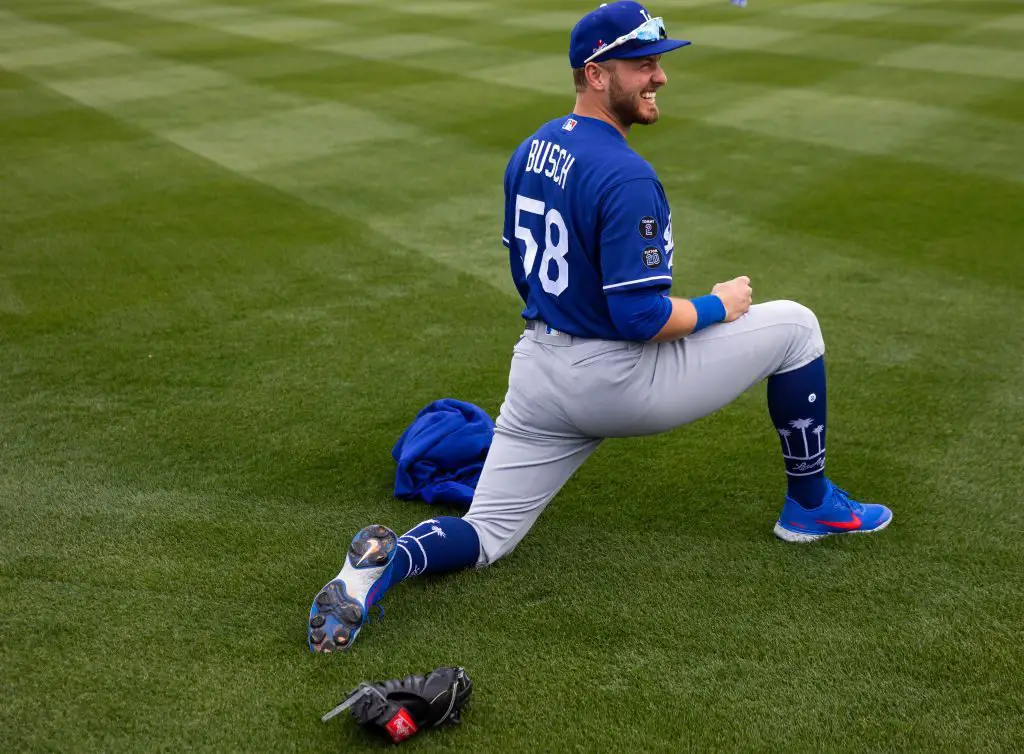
[649,277,753,342]
[711,276,752,322]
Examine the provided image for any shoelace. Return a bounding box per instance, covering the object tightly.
[831,486,865,514]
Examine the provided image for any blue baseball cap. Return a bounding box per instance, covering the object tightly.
[569,1,691,68]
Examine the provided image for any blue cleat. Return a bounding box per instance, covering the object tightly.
[308,524,397,652]
[773,481,893,543]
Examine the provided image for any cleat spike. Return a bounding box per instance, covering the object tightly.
[339,603,362,624]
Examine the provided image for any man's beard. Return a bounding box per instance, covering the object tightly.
[608,71,659,127]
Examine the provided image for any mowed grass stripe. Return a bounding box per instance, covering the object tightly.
[130,2,255,23]
[781,2,900,22]
[687,47,1020,119]
[165,102,419,171]
[700,88,1024,183]
[315,33,473,59]
[46,63,237,105]
[973,11,1024,31]
[687,25,1023,81]
[0,132,218,226]
[0,37,135,67]
[100,80,310,130]
[878,41,1024,81]
[85,0,351,44]
[0,10,76,47]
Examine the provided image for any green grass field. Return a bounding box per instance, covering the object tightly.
[2,0,1022,750]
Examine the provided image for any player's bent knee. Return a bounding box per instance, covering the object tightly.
[786,300,822,338]
[770,300,825,372]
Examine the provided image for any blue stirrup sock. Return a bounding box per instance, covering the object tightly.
[390,516,480,586]
[767,356,828,509]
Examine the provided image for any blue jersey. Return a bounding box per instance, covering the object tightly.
[502,113,675,339]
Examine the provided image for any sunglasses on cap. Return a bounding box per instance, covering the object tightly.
[583,15,668,65]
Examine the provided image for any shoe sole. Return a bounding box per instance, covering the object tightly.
[308,525,397,653]
[773,513,893,543]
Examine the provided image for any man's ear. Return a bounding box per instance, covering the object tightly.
[586,61,611,91]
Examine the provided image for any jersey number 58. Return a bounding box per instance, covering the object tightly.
[514,194,569,297]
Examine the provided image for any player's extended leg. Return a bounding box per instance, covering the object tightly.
[308,330,601,651]
[461,425,601,565]
[308,424,600,652]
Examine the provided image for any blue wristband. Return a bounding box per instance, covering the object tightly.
[691,294,727,333]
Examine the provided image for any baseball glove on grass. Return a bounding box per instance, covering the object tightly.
[321,666,472,743]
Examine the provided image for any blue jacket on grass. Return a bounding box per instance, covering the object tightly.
[391,399,494,509]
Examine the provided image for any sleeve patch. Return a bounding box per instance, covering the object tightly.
[638,216,659,240]
[642,246,662,268]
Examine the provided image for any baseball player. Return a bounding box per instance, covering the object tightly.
[307,1,893,653]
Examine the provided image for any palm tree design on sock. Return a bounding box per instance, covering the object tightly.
[776,418,826,474]
[789,418,815,457]
[812,424,825,455]
[397,519,445,578]
[777,428,793,456]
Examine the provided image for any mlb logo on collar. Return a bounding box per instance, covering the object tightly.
[562,117,578,132]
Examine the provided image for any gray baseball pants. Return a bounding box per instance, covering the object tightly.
[462,300,826,566]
